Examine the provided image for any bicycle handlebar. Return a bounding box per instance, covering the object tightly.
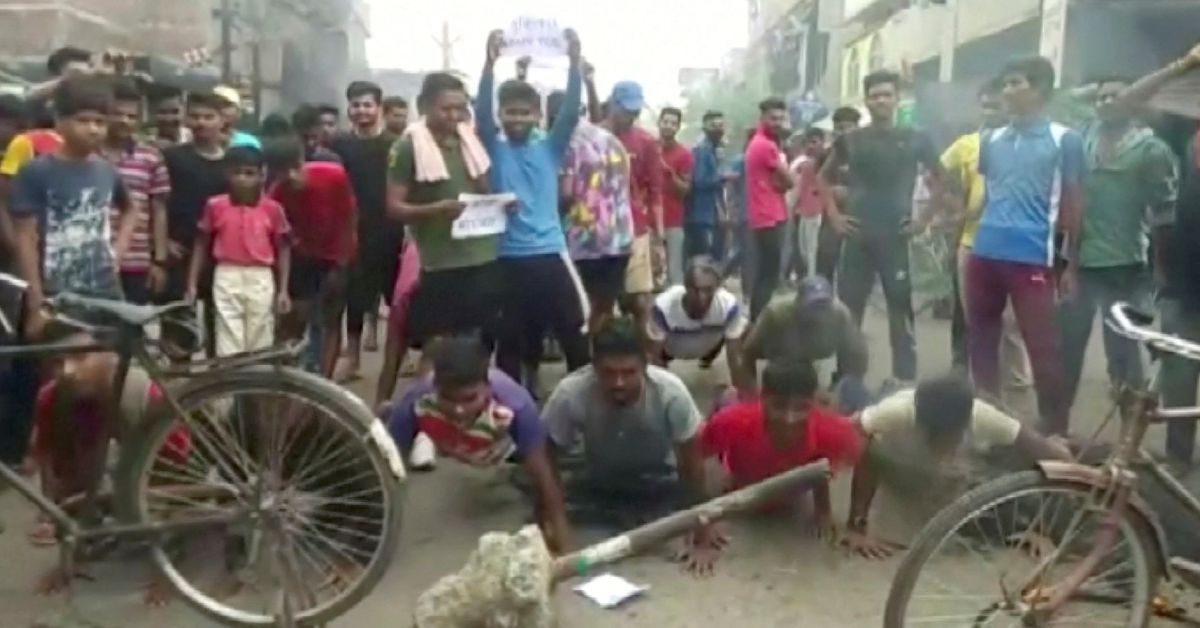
[1107,302,1200,362]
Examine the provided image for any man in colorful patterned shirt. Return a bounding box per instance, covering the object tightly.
[102,80,171,304]
[549,89,634,334]
[385,336,571,553]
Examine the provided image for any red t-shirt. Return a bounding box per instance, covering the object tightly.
[660,142,694,229]
[197,194,290,266]
[269,162,358,264]
[700,401,861,490]
[616,126,663,236]
[745,126,788,230]
[791,156,824,218]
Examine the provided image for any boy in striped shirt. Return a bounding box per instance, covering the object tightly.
[101,79,170,304]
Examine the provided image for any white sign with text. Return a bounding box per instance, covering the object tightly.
[451,193,517,240]
[503,16,566,58]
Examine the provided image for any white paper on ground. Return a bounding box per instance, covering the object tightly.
[573,573,648,609]
[451,192,517,239]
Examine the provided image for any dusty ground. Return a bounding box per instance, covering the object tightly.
[0,306,1179,627]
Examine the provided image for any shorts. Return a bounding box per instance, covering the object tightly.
[407,261,503,347]
[289,256,341,301]
[575,255,629,305]
[624,234,654,295]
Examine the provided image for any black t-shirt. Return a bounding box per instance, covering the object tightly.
[163,144,227,248]
[832,125,938,234]
[331,131,397,239]
[1166,149,1200,306]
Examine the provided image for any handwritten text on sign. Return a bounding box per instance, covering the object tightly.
[451,193,517,240]
[503,16,566,58]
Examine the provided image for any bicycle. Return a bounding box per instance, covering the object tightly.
[883,302,1200,627]
[0,280,405,627]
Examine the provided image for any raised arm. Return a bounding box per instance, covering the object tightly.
[1117,42,1200,107]
[584,62,603,123]
[548,29,583,158]
[475,30,503,150]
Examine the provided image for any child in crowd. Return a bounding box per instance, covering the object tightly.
[187,146,292,357]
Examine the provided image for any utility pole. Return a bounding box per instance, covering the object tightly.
[219,0,234,82]
[432,20,461,71]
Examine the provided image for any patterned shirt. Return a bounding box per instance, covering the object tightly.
[562,122,634,260]
[103,141,170,272]
[387,369,545,467]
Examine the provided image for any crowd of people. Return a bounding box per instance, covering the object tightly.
[1,30,1199,593]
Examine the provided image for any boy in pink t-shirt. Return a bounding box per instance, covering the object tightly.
[187,146,291,357]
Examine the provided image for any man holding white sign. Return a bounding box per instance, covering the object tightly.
[387,71,501,348]
[476,27,590,392]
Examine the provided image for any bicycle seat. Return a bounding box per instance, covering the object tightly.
[51,293,192,327]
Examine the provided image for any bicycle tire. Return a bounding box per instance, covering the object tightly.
[113,365,404,627]
[883,470,1161,628]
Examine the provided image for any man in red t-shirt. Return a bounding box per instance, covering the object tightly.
[604,81,662,332]
[744,98,794,320]
[679,359,860,574]
[266,139,358,377]
[658,107,693,287]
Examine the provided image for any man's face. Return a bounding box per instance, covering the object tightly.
[499,100,541,143]
[761,107,788,139]
[317,112,338,146]
[865,82,898,122]
[658,113,681,143]
[188,105,223,141]
[804,136,825,156]
[610,108,638,133]
[1096,81,1132,125]
[227,164,262,195]
[979,93,1005,129]
[220,104,239,131]
[155,97,183,130]
[761,393,810,447]
[833,119,859,137]
[427,90,468,135]
[682,273,718,319]
[435,381,490,426]
[1002,72,1042,116]
[108,100,139,142]
[385,106,409,134]
[595,354,645,406]
[348,95,381,130]
[703,116,725,143]
[282,163,305,191]
[60,110,106,152]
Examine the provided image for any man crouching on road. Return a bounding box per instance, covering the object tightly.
[841,374,1072,558]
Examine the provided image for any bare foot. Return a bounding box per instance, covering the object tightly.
[35,566,88,596]
[142,576,172,608]
[334,358,362,384]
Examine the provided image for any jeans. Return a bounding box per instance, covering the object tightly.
[664,226,686,286]
[814,217,842,284]
[723,223,754,289]
[965,256,1068,434]
[0,357,39,465]
[1059,265,1150,409]
[684,224,715,261]
[1161,298,1200,464]
[838,232,917,381]
[750,224,784,321]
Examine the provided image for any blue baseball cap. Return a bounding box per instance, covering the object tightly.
[798,276,834,307]
[609,81,645,113]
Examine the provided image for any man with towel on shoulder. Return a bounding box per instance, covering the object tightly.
[386,71,500,351]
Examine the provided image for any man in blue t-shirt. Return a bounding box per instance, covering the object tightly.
[965,56,1085,436]
[475,28,587,391]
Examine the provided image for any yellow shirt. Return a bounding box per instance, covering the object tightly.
[940,132,984,248]
[0,130,62,176]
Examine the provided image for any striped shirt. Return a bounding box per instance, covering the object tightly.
[104,141,170,272]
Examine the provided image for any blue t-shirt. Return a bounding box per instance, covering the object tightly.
[476,63,582,258]
[972,118,1084,267]
[230,130,262,150]
[10,155,126,298]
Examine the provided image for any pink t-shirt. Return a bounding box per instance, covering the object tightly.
[791,156,825,218]
[198,194,290,266]
[745,128,788,230]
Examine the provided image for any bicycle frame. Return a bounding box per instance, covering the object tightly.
[0,318,304,547]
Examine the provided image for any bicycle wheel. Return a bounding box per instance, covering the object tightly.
[114,365,404,627]
[883,470,1160,628]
